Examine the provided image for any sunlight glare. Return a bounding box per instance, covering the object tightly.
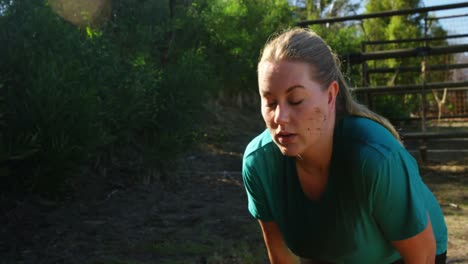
[48,0,111,27]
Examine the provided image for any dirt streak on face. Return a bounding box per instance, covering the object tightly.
[307,108,327,134]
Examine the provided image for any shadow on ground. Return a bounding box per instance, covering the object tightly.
[1,109,466,264]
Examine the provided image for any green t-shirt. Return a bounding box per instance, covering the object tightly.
[242,116,447,264]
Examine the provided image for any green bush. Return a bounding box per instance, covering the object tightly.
[0,1,106,195]
[0,0,223,196]
[200,0,294,93]
[0,0,295,197]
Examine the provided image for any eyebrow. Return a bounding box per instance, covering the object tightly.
[261,85,305,96]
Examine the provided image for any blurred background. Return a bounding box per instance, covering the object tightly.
[0,0,466,263]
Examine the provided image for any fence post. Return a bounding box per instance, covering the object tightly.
[419,14,429,162]
[361,42,373,111]
[361,42,369,86]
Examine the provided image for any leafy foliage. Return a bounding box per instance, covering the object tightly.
[0,0,294,197]
[200,0,294,93]
[0,0,104,195]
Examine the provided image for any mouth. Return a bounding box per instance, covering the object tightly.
[275,131,297,144]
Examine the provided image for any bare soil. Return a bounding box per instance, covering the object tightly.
[1,107,467,264]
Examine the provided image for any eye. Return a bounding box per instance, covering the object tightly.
[266,101,277,108]
[289,99,303,106]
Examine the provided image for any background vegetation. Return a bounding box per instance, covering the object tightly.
[0,0,450,197]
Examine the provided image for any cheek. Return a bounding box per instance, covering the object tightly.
[261,108,274,125]
[304,107,327,133]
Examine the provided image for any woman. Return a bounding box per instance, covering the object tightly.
[242,28,447,264]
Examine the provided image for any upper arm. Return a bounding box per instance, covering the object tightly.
[258,220,299,264]
[243,153,297,263]
[366,150,436,261]
[242,155,273,221]
[368,150,428,240]
[391,217,436,263]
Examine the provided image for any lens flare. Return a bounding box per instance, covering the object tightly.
[48,0,111,27]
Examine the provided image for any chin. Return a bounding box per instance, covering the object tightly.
[277,145,301,157]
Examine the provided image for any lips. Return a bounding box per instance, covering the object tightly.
[276,131,297,144]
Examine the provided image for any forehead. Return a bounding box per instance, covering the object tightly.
[259,60,310,76]
[258,60,318,91]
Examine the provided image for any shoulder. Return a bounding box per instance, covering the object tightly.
[242,130,280,222]
[334,116,414,188]
[336,116,403,161]
[242,129,283,180]
[338,116,397,145]
[243,129,276,163]
[333,117,420,207]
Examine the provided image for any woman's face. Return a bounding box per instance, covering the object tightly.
[258,60,336,157]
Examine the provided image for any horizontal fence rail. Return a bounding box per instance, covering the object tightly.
[389,114,468,122]
[297,2,468,26]
[426,13,468,21]
[367,63,468,74]
[352,81,468,94]
[401,131,468,139]
[361,33,468,46]
[348,44,468,63]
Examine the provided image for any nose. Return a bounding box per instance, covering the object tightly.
[273,103,289,125]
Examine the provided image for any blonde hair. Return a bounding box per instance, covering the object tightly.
[258,28,401,141]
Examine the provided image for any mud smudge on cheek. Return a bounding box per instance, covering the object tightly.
[307,108,327,133]
[313,108,327,122]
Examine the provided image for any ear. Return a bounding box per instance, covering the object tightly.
[327,81,339,109]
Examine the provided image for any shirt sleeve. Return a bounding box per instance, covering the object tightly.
[242,154,274,221]
[367,149,428,241]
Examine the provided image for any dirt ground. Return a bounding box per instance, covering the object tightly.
[1,107,467,264]
[420,161,468,264]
